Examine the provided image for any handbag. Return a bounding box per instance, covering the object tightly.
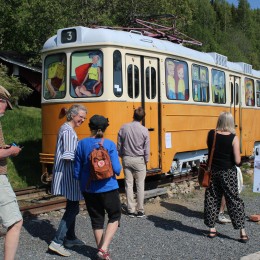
[198,130,216,188]
[236,166,243,193]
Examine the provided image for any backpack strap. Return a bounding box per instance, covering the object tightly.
[99,138,104,147]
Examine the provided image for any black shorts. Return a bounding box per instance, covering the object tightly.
[83,189,121,229]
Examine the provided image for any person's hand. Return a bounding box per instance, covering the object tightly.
[10,146,22,157]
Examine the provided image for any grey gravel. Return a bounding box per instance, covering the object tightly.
[0,188,259,260]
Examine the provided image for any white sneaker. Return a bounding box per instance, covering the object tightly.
[48,241,71,257]
[217,212,231,224]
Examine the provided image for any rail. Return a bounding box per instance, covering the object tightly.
[15,173,198,216]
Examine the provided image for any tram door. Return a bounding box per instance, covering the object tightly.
[229,75,242,149]
[125,54,160,170]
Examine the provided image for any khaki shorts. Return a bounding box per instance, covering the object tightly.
[0,175,23,228]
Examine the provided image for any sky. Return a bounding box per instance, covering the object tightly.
[226,0,260,9]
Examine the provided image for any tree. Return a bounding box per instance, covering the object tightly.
[0,64,32,106]
[0,0,260,69]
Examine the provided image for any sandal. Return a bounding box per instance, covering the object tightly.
[239,234,249,243]
[207,231,218,238]
[97,248,112,260]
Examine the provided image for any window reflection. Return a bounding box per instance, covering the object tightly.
[44,53,66,99]
[245,78,255,106]
[70,51,103,97]
[212,69,226,104]
[166,59,189,100]
[113,50,123,97]
[192,65,209,102]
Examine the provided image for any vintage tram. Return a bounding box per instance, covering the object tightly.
[40,25,260,182]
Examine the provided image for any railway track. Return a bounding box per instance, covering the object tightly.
[15,173,198,216]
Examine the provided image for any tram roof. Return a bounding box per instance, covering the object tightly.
[43,26,260,77]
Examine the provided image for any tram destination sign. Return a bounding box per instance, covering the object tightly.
[61,28,77,43]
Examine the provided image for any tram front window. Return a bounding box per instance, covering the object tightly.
[70,50,103,98]
[43,53,66,99]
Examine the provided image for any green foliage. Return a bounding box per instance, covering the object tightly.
[0,0,259,69]
[1,106,42,189]
[0,64,32,106]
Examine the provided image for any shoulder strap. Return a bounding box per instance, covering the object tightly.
[208,130,217,170]
[99,138,104,145]
[92,137,104,147]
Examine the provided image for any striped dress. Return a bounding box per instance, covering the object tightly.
[51,122,83,201]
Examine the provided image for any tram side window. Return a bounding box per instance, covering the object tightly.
[245,78,255,106]
[113,50,123,97]
[127,65,140,98]
[43,53,66,99]
[211,69,226,104]
[70,50,103,98]
[192,65,209,102]
[256,81,260,107]
[146,67,156,99]
[165,59,189,100]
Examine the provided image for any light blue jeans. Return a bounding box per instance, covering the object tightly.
[53,200,79,245]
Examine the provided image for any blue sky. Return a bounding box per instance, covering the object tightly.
[226,0,260,9]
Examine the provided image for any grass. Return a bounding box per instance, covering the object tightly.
[1,106,42,189]
[240,164,260,197]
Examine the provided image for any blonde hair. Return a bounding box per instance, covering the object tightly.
[216,112,236,134]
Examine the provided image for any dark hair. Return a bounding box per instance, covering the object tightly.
[89,115,109,137]
[133,107,145,121]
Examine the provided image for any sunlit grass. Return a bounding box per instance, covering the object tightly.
[240,164,260,197]
[1,106,42,189]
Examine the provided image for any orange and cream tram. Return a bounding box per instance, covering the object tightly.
[40,26,260,182]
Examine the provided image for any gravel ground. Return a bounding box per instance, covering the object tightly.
[0,187,259,260]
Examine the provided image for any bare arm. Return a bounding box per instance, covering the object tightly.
[81,72,89,86]
[0,146,22,159]
[233,136,241,165]
[92,67,101,92]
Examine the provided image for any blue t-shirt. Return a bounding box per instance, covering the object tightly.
[74,137,121,193]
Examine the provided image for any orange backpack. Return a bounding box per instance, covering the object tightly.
[89,139,114,181]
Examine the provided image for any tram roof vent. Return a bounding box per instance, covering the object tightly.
[207,52,227,67]
[235,62,252,75]
[130,30,143,35]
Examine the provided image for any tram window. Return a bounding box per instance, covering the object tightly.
[235,83,239,105]
[43,53,66,99]
[146,67,156,99]
[192,64,209,102]
[165,59,189,101]
[127,65,139,98]
[211,69,226,104]
[256,81,260,107]
[70,50,103,98]
[245,78,255,106]
[113,50,123,97]
[230,82,234,104]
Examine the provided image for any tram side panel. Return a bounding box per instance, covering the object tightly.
[41,101,142,179]
[241,107,260,156]
[160,103,228,174]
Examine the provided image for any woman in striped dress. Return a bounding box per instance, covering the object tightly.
[49,104,87,257]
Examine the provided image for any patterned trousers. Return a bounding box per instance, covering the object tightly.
[204,166,245,229]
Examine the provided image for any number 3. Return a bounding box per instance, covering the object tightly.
[67,31,72,41]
